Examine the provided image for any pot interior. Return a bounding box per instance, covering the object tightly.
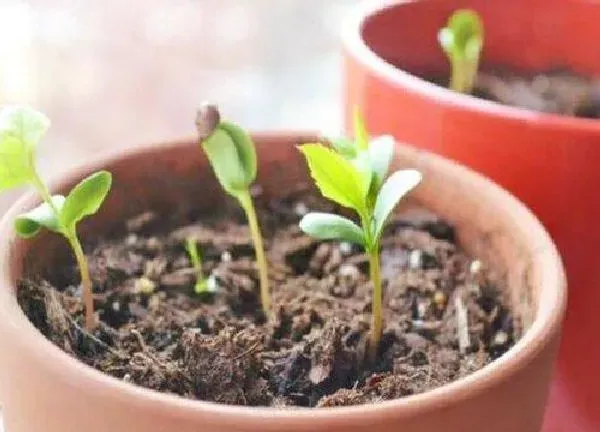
[10,137,553,355]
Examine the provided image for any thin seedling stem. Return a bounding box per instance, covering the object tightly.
[238,190,271,315]
[66,230,95,330]
[368,244,383,363]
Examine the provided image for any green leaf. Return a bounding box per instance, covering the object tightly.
[373,170,422,239]
[0,105,50,191]
[218,121,257,185]
[0,134,33,191]
[330,137,357,158]
[368,135,395,189]
[438,27,455,57]
[298,143,367,211]
[14,195,65,238]
[465,37,483,62]
[299,212,365,246]
[201,128,250,195]
[351,150,374,199]
[0,105,50,149]
[353,107,369,151]
[61,171,112,229]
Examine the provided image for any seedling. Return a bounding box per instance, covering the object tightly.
[299,109,421,361]
[185,237,211,294]
[195,104,270,313]
[438,9,484,94]
[0,105,112,330]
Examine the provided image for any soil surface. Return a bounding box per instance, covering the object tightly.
[18,188,517,408]
[429,69,600,119]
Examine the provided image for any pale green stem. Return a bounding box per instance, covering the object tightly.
[238,190,271,315]
[30,169,60,215]
[30,168,96,330]
[449,56,477,94]
[186,239,205,286]
[66,229,95,330]
[359,210,383,363]
[449,57,466,93]
[368,244,383,363]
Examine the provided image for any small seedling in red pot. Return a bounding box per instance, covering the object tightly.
[438,9,484,94]
[195,103,270,314]
[298,109,421,361]
[0,105,112,330]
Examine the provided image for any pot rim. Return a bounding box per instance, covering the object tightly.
[0,136,566,425]
[342,0,600,133]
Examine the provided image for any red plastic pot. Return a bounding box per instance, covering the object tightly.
[342,0,600,430]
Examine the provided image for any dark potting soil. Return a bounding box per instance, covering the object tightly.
[17,188,517,408]
[428,69,600,119]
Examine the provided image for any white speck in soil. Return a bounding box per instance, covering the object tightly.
[338,242,353,256]
[221,251,232,263]
[409,250,422,269]
[293,201,309,216]
[126,234,138,246]
[417,301,427,319]
[338,264,359,281]
[470,259,482,275]
[135,277,156,294]
[493,331,508,346]
[207,274,219,293]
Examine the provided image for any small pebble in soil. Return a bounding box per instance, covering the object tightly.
[433,291,447,310]
[250,184,263,197]
[206,274,220,293]
[470,259,482,275]
[409,249,422,269]
[294,201,309,216]
[339,264,360,282]
[134,277,156,294]
[493,331,509,347]
[221,251,232,263]
[147,237,161,251]
[339,242,353,256]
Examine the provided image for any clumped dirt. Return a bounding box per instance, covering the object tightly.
[18,189,518,408]
[429,69,600,119]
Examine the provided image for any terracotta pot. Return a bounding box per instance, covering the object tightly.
[342,0,600,429]
[0,136,565,431]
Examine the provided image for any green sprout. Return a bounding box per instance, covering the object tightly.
[185,237,211,294]
[195,103,270,314]
[298,108,421,362]
[0,105,112,330]
[438,9,484,94]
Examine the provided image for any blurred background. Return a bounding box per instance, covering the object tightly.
[0,0,356,213]
[0,2,355,425]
